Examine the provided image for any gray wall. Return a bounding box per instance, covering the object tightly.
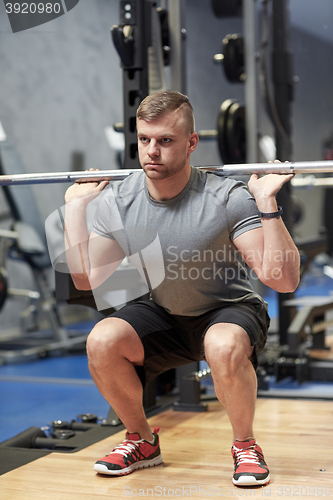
[0,0,123,218]
[0,0,332,328]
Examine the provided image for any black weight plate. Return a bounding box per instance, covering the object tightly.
[217,99,237,164]
[52,429,76,440]
[51,420,70,429]
[77,413,98,423]
[0,268,8,311]
[211,0,242,18]
[158,8,170,66]
[222,34,245,83]
[226,101,246,164]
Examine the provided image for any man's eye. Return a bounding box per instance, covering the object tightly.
[140,137,148,143]
[162,138,171,143]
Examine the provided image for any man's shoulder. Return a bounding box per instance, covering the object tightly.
[112,170,145,197]
[193,167,244,196]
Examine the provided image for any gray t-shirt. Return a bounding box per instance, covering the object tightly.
[93,166,265,316]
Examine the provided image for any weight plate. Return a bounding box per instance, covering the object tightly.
[217,99,237,164]
[222,34,245,83]
[0,268,8,311]
[211,0,242,18]
[226,101,246,164]
[52,429,76,440]
[77,413,98,423]
[158,8,170,66]
[51,420,70,429]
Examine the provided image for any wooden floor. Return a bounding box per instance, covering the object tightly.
[1,398,333,499]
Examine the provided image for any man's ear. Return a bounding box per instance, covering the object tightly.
[188,132,199,153]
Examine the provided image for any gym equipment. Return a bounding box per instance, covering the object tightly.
[183,366,212,383]
[290,176,333,187]
[199,98,247,164]
[111,0,152,170]
[157,8,171,66]
[110,0,185,169]
[211,0,242,18]
[217,99,245,164]
[283,296,333,355]
[0,415,121,453]
[225,101,246,163]
[0,238,9,310]
[273,296,333,384]
[1,161,333,187]
[0,269,8,310]
[216,99,242,164]
[214,34,245,83]
[0,139,89,364]
[174,364,208,412]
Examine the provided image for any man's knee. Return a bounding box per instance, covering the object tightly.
[87,317,143,364]
[204,323,253,375]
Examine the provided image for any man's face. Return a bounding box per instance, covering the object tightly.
[137,111,197,180]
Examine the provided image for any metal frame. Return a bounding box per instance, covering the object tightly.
[111,0,153,170]
[168,0,187,93]
[243,0,260,163]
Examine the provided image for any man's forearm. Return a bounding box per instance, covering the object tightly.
[260,218,300,292]
[257,196,300,292]
[64,199,92,290]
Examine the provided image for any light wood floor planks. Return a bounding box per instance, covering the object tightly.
[1,398,333,499]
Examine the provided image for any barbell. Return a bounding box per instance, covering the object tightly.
[1,161,333,186]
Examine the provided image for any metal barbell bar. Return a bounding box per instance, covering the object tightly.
[1,161,333,186]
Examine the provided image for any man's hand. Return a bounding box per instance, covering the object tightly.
[65,169,109,205]
[248,160,294,203]
[248,172,294,199]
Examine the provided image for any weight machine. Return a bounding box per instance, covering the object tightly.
[0,136,90,364]
[209,0,333,385]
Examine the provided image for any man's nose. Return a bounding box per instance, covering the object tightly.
[147,140,160,157]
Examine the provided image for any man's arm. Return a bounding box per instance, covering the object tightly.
[233,173,300,293]
[64,178,125,291]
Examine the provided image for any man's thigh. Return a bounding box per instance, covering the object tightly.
[108,299,269,383]
[200,302,270,370]
[109,300,203,386]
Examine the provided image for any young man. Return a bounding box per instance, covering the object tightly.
[64,91,300,486]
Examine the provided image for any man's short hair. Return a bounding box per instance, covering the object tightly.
[136,91,195,135]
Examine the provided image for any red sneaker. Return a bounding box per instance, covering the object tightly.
[231,439,270,486]
[93,427,162,476]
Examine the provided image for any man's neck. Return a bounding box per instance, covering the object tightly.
[145,165,192,201]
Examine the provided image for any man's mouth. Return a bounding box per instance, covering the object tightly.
[145,162,163,168]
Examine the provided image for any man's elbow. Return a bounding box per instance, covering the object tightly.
[288,275,300,293]
[269,272,300,294]
[275,281,299,294]
[284,266,301,292]
[259,267,300,293]
[71,274,92,291]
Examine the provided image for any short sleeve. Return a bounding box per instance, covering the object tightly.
[92,187,124,239]
[226,183,261,240]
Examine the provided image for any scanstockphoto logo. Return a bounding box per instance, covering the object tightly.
[44,193,166,312]
[4,0,81,33]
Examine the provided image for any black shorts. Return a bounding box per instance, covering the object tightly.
[110,299,270,387]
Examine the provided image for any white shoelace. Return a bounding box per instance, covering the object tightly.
[110,439,143,457]
[234,447,260,465]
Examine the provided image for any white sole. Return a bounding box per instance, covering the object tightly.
[232,474,270,486]
[94,454,163,476]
